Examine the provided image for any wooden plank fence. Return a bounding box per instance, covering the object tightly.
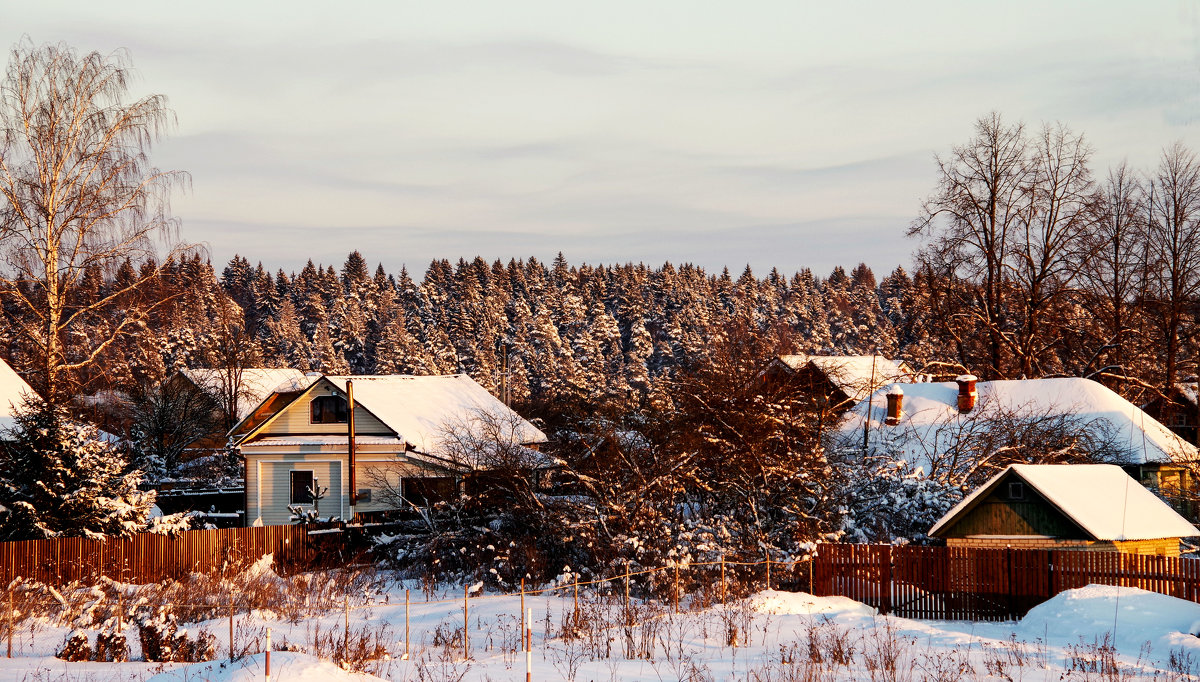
[0,525,348,586]
[811,544,1200,621]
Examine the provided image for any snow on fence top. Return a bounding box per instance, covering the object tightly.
[838,377,1197,467]
[930,463,1200,541]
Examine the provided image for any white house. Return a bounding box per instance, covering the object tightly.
[231,373,548,526]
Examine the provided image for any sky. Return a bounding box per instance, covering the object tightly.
[5,1,1200,279]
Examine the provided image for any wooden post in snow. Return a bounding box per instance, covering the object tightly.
[229,595,235,660]
[673,563,680,614]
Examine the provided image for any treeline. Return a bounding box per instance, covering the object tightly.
[0,247,919,408]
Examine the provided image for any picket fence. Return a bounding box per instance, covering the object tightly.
[5,531,1200,623]
[810,544,1200,620]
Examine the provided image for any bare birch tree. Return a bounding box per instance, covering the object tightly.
[1079,163,1148,382]
[1146,142,1200,388]
[910,112,1030,378]
[0,40,190,403]
[1005,122,1095,377]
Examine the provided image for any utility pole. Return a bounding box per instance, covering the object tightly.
[862,351,878,453]
[347,379,357,520]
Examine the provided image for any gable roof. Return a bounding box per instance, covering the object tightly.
[0,358,35,432]
[837,377,1196,467]
[239,374,547,457]
[773,354,912,402]
[179,368,310,420]
[929,464,1200,541]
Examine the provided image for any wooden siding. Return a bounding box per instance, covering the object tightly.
[256,381,390,438]
[245,453,458,522]
[938,471,1089,539]
[356,460,458,512]
[248,456,344,525]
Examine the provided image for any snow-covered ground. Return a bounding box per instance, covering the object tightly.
[3,570,1200,681]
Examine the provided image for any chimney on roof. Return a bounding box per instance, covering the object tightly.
[884,385,903,425]
[956,374,978,413]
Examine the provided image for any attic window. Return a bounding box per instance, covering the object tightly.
[310,395,348,424]
[1008,481,1025,500]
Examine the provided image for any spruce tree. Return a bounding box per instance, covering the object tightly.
[0,399,153,540]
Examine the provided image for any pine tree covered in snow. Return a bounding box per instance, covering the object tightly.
[0,399,153,540]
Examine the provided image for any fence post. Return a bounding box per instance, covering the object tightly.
[624,560,631,608]
[520,577,525,636]
[1046,550,1054,602]
[673,563,680,614]
[720,555,726,604]
[404,588,410,660]
[343,594,350,647]
[265,628,271,682]
[765,553,771,592]
[524,606,532,682]
[879,545,891,616]
[6,591,11,658]
[1006,547,1015,620]
[573,579,579,622]
[463,584,469,660]
[229,595,235,660]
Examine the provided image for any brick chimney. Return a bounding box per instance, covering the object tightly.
[956,374,978,413]
[885,385,904,425]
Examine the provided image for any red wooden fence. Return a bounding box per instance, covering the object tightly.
[810,544,1200,621]
[0,525,348,586]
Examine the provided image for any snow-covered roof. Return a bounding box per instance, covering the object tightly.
[0,358,36,432]
[929,464,1200,541]
[320,375,547,455]
[1172,380,1199,407]
[837,377,1196,468]
[180,368,311,420]
[242,435,407,447]
[775,354,912,402]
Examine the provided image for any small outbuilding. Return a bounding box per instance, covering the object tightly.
[760,354,914,412]
[929,464,1199,556]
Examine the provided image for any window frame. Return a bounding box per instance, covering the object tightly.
[310,394,349,424]
[290,470,316,505]
[1007,481,1025,500]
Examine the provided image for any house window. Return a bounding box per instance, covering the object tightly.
[310,395,348,424]
[402,477,455,507]
[1007,481,1025,500]
[290,470,315,505]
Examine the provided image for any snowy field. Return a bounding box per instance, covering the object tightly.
[3,563,1200,681]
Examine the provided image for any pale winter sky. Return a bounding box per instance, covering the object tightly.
[5,1,1200,278]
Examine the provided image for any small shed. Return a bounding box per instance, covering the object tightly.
[928,464,1200,556]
